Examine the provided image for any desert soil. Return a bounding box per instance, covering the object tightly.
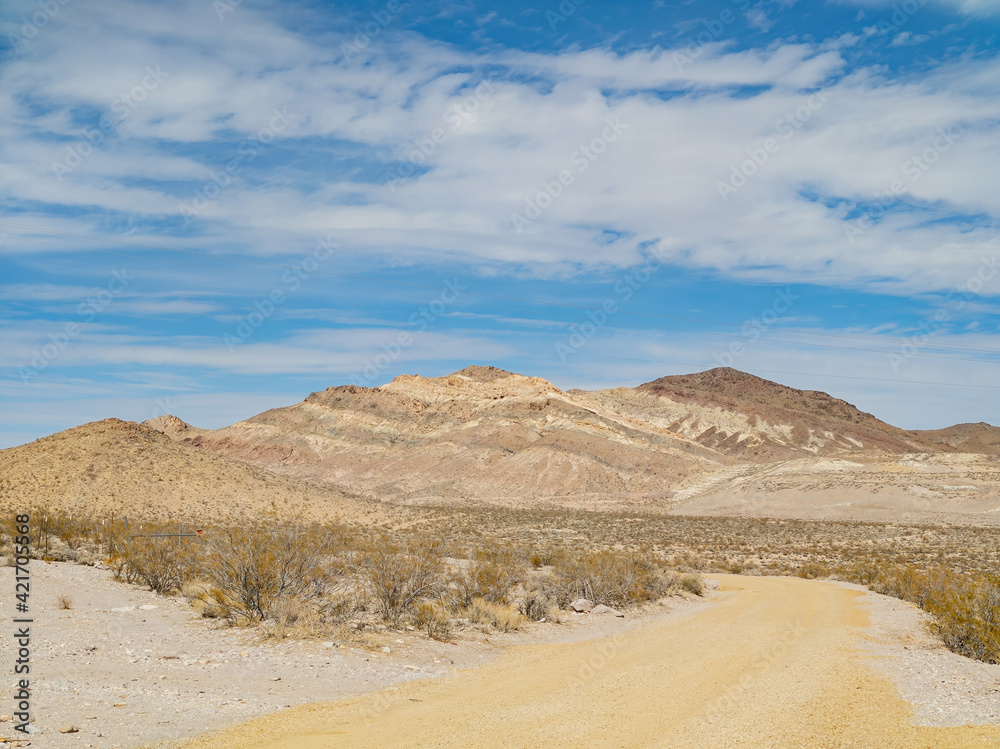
[3,564,999,748]
[0,561,694,748]
[182,575,1000,749]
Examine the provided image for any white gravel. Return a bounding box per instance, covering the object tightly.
[847,580,1000,727]
[1,561,690,748]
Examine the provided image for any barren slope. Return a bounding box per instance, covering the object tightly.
[582,367,947,461]
[914,422,1000,455]
[0,418,376,523]
[152,366,725,504]
[140,365,1000,520]
[666,452,1000,524]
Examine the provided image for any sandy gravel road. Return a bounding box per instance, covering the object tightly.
[186,575,1000,749]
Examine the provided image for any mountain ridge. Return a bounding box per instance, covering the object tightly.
[6,366,999,524]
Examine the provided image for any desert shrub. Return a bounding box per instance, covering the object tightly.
[547,549,675,608]
[414,601,453,641]
[117,534,192,595]
[183,582,231,619]
[720,558,745,574]
[325,582,368,623]
[452,548,524,607]
[528,547,562,569]
[47,512,88,551]
[361,534,444,623]
[57,594,72,610]
[109,551,145,585]
[869,565,930,604]
[265,596,325,640]
[202,522,336,623]
[466,597,524,632]
[518,586,558,621]
[795,562,830,580]
[674,551,705,572]
[841,560,881,587]
[678,574,704,596]
[925,575,1000,664]
[840,562,1000,665]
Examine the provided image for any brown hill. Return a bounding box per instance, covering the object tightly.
[81,365,998,523]
[914,422,1000,455]
[582,368,947,461]
[150,367,724,505]
[0,418,376,523]
[145,413,206,440]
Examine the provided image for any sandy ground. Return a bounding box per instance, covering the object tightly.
[3,564,999,748]
[857,583,1000,727]
[182,575,1000,749]
[0,561,697,748]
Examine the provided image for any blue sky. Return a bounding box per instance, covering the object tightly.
[1,0,999,449]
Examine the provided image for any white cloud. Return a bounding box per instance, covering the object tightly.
[746,7,775,32]
[837,0,1000,16]
[0,0,998,299]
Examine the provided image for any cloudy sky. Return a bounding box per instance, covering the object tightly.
[1,0,999,448]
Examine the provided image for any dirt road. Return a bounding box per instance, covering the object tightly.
[184,576,1000,748]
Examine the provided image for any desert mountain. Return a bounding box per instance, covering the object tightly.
[131,365,1000,522]
[583,367,949,461]
[144,413,206,441]
[913,422,1000,455]
[148,366,724,506]
[0,418,374,523]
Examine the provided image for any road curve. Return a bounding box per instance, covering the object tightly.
[184,575,999,748]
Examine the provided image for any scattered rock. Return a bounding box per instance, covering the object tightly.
[570,599,594,613]
[60,724,81,733]
[0,714,10,722]
[381,647,392,654]
[590,604,625,618]
[138,604,158,611]
[24,723,42,734]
